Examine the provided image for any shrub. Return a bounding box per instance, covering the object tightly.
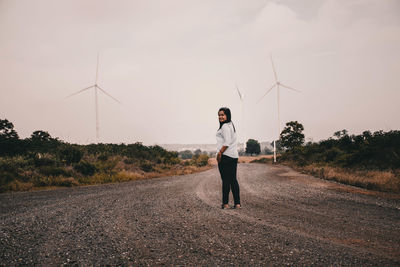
[33,155,56,167]
[191,154,209,167]
[140,161,154,172]
[179,150,194,159]
[38,166,70,177]
[74,161,97,176]
[2,180,34,192]
[0,159,18,185]
[33,176,52,187]
[32,176,79,187]
[123,158,135,164]
[59,145,82,165]
[54,177,79,187]
[250,157,271,164]
[95,158,118,175]
[163,156,181,165]
[97,154,109,161]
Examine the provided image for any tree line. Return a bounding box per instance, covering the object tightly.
[0,118,208,192]
[278,121,400,170]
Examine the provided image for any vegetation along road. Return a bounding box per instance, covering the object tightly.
[1,163,399,266]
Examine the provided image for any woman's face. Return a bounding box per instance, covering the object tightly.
[218,110,227,123]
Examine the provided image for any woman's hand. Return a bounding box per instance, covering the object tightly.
[217,146,227,163]
[217,152,222,163]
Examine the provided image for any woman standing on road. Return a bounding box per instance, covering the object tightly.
[216,107,241,209]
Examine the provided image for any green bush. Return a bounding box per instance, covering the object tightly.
[59,145,82,165]
[33,156,56,167]
[95,158,118,175]
[33,176,52,187]
[38,166,70,177]
[191,154,209,167]
[179,150,194,159]
[74,161,97,176]
[140,161,154,172]
[54,177,79,187]
[0,159,18,185]
[97,154,109,161]
[123,158,135,164]
[163,156,181,165]
[32,176,78,187]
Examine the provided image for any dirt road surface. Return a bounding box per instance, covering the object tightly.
[1,163,399,266]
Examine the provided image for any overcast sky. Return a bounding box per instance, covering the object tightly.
[1,0,399,145]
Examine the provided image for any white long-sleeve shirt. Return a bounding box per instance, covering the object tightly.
[216,122,239,159]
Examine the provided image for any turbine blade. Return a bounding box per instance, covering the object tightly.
[96,85,122,104]
[280,83,301,93]
[235,83,243,100]
[257,84,277,103]
[270,54,278,83]
[65,85,95,99]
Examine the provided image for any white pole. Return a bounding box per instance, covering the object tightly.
[241,100,246,152]
[277,84,281,137]
[276,84,281,163]
[95,86,99,142]
[95,53,100,142]
[243,106,247,153]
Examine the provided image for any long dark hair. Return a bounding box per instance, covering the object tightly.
[218,107,236,132]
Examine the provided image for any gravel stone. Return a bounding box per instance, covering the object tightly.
[0,163,399,266]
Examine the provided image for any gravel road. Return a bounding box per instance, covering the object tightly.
[1,163,399,266]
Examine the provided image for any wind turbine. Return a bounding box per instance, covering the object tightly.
[258,54,301,163]
[236,83,247,153]
[65,53,121,142]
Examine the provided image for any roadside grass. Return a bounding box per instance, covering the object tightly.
[296,163,400,193]
[252,158,400,194]
[0,155,212,193]
[250,157,274,164]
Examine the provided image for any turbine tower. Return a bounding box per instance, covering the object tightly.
[65,53,121,142]
[258,54,301,163]
[236,83,247,153]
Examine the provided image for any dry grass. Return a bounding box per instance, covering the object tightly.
[2,164,213,193]
[292,163,400,193]
[239,155,273,163]
[5,180,34,191]
[208,155,273,166]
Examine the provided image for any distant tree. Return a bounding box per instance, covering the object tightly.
[31,130,52,142]
[334,129,348,139]
[362,130,372,141]
[0,119,19,140]
[179,150,193,159]
[0,119,20,156]
[194,149,202,156]
[246,139,261,155]
[29,130,60,154]
[279,121,305,151]
[332,129,353,151]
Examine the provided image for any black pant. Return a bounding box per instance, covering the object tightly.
[218,155,240,205]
